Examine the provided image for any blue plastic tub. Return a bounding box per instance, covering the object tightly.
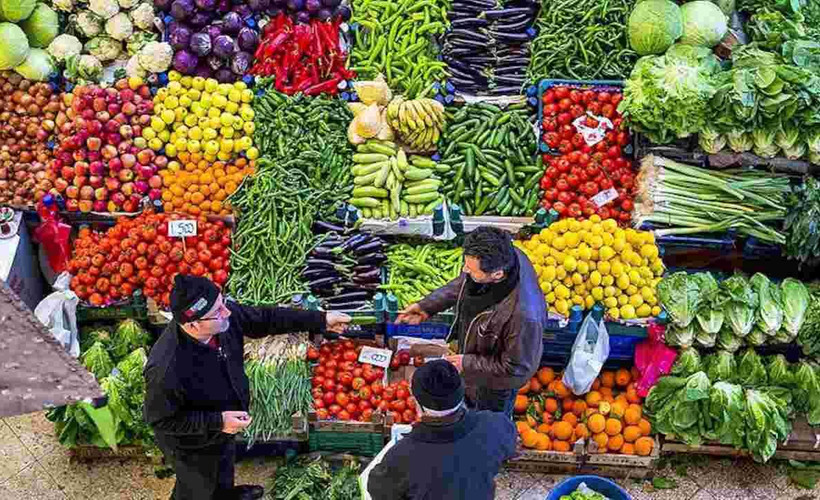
[547,475,630,500]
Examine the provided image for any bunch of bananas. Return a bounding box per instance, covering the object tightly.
[386,97,446,152]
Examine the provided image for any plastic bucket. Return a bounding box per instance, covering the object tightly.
[547,475,630,500]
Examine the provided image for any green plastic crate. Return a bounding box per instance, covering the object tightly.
[76,291,148,323]
[308,431,385,457]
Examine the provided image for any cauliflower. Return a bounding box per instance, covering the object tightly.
[128,3,154,31]
[117,0,139,8]
[84,36,122,61]
[137,41,172,73]
[125,54,147,78]
[105,12,133,41]
[89,0,119,19]
[52,0,75,12]
[47,34,83,63]
[65,54,103,83]
[126,31,156,56]
[72,10,104,38]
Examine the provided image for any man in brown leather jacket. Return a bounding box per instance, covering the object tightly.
[398,226,546,415]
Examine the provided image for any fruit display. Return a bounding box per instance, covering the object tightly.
[386,97,446,152]
[50,77,166,212]
[515,215,664,319]
[159,153,254,215]
[142,70,258,162]
[515,367,654,456]
[539,86,636,224]
[308,339,419,425]
[67,210,231,307]
[0,72,61,206]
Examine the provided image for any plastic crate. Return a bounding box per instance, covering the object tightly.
[385,312,455,340]
[308,431,385,457]
[743,237,782,259]
[547,476,630,500]
[76,291,148,323]
[537,79,626,156]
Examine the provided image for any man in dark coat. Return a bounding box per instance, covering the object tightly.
[144,275,350,500]
[364,359,517,499]
[398,226,546,415]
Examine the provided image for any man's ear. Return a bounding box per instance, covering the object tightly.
[491,270,505,282]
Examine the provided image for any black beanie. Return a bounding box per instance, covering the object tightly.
[170,275,220,324]
[411,359,465,411]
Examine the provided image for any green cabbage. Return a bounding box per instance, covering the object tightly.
[13,47,54,80]
[0,0,35,21]
[705,350,737,382]
[737,349,768,387]
[744,388,791,463]
[80,341,114,380]
[717,324,742,352]
[708,381,745,448]
[627,0,683,55]
[671,347,703,376]
[722,275,758,337]
[0,22,29,70]
[19,3,57,48]
[750,273,784,335]
[679,1,729,48]
[765,354,794,387]
[781,278,810,336]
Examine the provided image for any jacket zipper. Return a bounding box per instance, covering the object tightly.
[447,281,467,343]
[218,346,248,412]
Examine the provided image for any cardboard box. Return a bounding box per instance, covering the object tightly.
[387,336,452,384]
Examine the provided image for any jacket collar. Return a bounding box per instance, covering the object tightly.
[408,409,479,443]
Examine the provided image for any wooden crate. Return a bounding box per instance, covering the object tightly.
[304,410,393,435]
[505,440,585,474]
[584,436,660,479]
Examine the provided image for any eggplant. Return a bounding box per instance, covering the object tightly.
[311,245,341,257]
[352,268,382,281]
[449,67,489,84]
[495,75,527,86]
[327,291,372,303]
[490,86,526,95]
[447,59,486,78]
[352,239,383,255]
[308,276,343,289]
[446,37,490,49]
[302,268,339,279]
[450,28,491,42]
[484,7,532,19]
[452,0,496,8]
[356,252,387,266]
[493,19,533,32]
[352,264,380,274]
[339,233,369,252]
[489,31,532,43]
[305,257,347,270]
[313,221,345,233]
[450,18,489,29]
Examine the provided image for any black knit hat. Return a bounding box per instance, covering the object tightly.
[170,275,220,324]
[411,359,465,411]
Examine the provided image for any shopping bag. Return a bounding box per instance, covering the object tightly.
[633,322,677,397]
[34,272,80,357]
[563,311,610,395]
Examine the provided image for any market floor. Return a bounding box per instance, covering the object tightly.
[2,411,819,500]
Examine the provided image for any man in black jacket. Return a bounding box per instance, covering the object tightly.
[364,360,517,499]
[144,275,350,500]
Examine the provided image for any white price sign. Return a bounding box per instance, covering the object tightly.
[168,220,197,238]
[358,346,393,368]
[591,187,619,208]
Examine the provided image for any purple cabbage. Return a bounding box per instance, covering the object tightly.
[247,0,270,12]
[296,11,310,22]
[321,0,340,6]
[168,25,192,50]
[173,50,199,74]
[272,0,286,5]
[316,8,331,20]
[232,4,252,18]
[237,27,258,51]
[170,0,195,20]
[205,24,221,40]
[194,0,216,10]
[222,12,242,33]
[230,51,252,75]
[215,68,234,83]
[207,54,224,70]
[189,32,212,56]
[268,6,282,15]
[194,62,212,78]
[213,34,237,58]
[336,4,350,21]
[286,0,304,10]
[217,0,231,12]
[306,0,321,12]
[189,12,212,27]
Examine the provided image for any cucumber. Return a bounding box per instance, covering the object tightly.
[352,161,387,177]
[406,183,440,195]
[353,153,390,164]
[400,200,410,217]
[404,192,440,204]
[354,171,379,185]
[374,161,391,188]
[362,207,373,218]
[434,163,451,173]
[352,186,389,198]
[409,155,436,168]
[349,197,381,208]
[409,204,418,217]
[405,168,433,181]
[396,149,410,172]
[368,142,397,155]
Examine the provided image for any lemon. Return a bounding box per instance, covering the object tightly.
[576,260,589,275]
[618,294,629,306]
[158,130,170,142]
[240,106,255,121]
[241,89,254,103]
[587,270,601,287]
[555,299,570,315]
[602,275,615,287]
[571,272,584,285]
[598,261,611,275]
[540,281,552,294]
[611,261,624,276]
[563,256,578,272]
[604,296,618,308]
[556,266,568,280]
[204,78,218,93]
[555,284,570,300]
[563,277,574,288]
[602,219,617,233]
[540,265,555,282]
[212,94,228,109]
[628,269,642,285]
[591,223,603,235]
[599,245,615,261]
[220,139,234,153]
[641,244,659,259]
[625,229,639,244]
[546,292,556,303]
[221,127,235,138]
[620,304,636,319]
[602,233,614,247]
[571,294,584,306]
[187,139,201,153]
[629,294,644,308]
[626,285,638,296]
[612,238,626,252]
[585,295,596,309]
[590,235,604,249]
[636,304,652,318]
[545,256,557,267]
[565,232,581,248]
[629,252,643,266]
[174,138,186,152]
[608,307,620,320]
[591,287,604,301]
[552,236,566,250]
[616,274,630,290]
[246,147,259,160]
[651,306,662,316]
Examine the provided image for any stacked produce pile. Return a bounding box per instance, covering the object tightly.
[539,86,634,224]
[67,211,232,307]
[386,96,446,153]
[143,71,257,161]
[527,0,637,82]
[302,230,386,309]
[350,0,447,98]
[249,14,353,95]
[438,102,542,216]
[0,72,61,206]
[443,0,537,95]
[646,348,820,463]
[48,319,154,449]
[0,0,59,80]
[380,242,463,308]
[515,367,655,456]
[159,154,254,215]
[659,271,810,350]
[516,216,663,319]
[50,77,166,212]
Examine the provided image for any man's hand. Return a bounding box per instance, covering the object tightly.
[326,311,351,334]
[221,411,252,434]
[444,355,463,372]
[396,303,429,325]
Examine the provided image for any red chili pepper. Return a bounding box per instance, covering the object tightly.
[264,31,290,58]
[304,77,342,96]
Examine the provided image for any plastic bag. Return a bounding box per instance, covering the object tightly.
[563,308,610,395]
[634,322,678,397]
[34,272,80,357]
[32,205,71,275]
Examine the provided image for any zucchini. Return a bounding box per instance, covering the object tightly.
[374,161,391,188]
[352,161,387,177]
[349,197,381,208]
[354,171,379,185]
[404,192,440,204]
[406,183,440,195]
[404,168,433,181]
[353,153,390,164]
[435,163,451,173]
[396,149,410,172]
[368,142,397,155]
[409,156,436,168]
[353,186,389,198]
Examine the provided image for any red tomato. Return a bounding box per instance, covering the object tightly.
[326,359,338,370]
[364,370,380,383]
[350,391,361,403]
[543,103,558,116]
[582,90,596,103]
[586,101,601,115]
[610,93,623,106]
[553,201,567,216]
[390,411,403,424]
[383,387,396,401]
[322,379,335,392]
[597,207,611,219]
[554,86,569,99]
[379,401,391,413]
[569,104,585,118]
[362,409,374,421]
[566,174,580,188]
[391,399,407,412]
[324,368,336,380]
[351,377,366,390]
[398,351,411,365]
[312,387,323,399]
[621,199,634,212]
[542,89,556,103]
[359,386,372,400]
[337,373,353,388]
[370,394,382,407]
[542,116,558,132]
[323,391,336,405]
[314,398,325,409]
[352,367,364,378]
[338,410,351,421]
[402,409,416,423]
[312,376,325,388]
[345,403,358,415]
[396,387,409,400]
[343,350,358,362]
[371,380,384,394]
[598,91,611,103]
[336,392,350,407]
[557,112,573,126]
[390,357,401,370]
[358,400,371,412]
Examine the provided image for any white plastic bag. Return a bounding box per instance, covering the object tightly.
[563,308,610,395]
[34,272,80,358]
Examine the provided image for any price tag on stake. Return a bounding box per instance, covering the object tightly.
[358,346,393,368]
[591,187,619,208]
[168,220,197,238]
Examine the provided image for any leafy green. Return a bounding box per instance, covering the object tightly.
[665,323,695,348]
[679,1,728,48]
[748,9,809,50]
[784,178,820,267]
[751,273,785,335]
[705,350,737,382]
[658,271,704,328]
[722,275,758,338]
[797,286,820,357]
[781,278,810,337]
[792,361,820,424]
[102,348,152,445]
[695,324,717,348]
[268,456,360,500]
[671,347,703,377]
[80,341,114,380]
[745,388,791,463]
[110,319,150,361]
[627,0,683,56]
[717,324,743,352]
[708,381,746,448]
[766,354,794,386]
[746,327,767,346]
[738,349,769,387]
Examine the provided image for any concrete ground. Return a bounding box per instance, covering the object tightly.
[2,411,820,499]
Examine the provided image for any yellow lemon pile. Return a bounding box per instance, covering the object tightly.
[515,216,664,320]
[143,71,259,162]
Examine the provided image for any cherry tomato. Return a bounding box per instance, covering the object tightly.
[542,90,556,104]
[598,91,611,103]
[316,408,329,420]
[554,86,570,99]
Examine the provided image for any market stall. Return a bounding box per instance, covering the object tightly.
[0,0,819,492]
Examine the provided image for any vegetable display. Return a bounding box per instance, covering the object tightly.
[442,0,537,95]
[380,242,462,308]
[527,0,638,82]
[350,0,448,98]
[438,102,542,216]
[248,14,353,95]
[0,0,59,81]
[159,154,254,215]
[540,86,635,224]
[386,96,445,153]
[516,216,663,319]
[267,456,360,500]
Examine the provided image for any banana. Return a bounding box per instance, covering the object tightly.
[402,101,420,130]
[387,98,402,121]
[412,100,434,128]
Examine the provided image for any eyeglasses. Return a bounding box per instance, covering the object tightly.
[197,301,229,323]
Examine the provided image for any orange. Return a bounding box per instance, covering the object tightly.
[572,400,588,417]
[585,391,602,408]
[526,414,538,429]
[553,440,571,452]
[621,443,636,455]
[561,413,578,427]
[624,405,642,425]
[635,437,654,456]
[630,366,640,382]
[535,433,552,451]
[518,383,530,395]
[605,418,622,436]
[537,367,556,386]
[574,423,589,440]
[553,421,573,441]
[514,395,528,414]
[610,401,627,419]
[599,387,614,398]
[598,401,611,416]
[542,412,554,425]
[544,398,559,414]
[624,426,642,443]
[615,394,629,406]
[591,378,601,391]
[600,371,615,388]
[588,414,606,434]
[522,429,539,448]
[638,419,652,436]
[615,368,632,387]
[554,381,571,399]
[592,432,609,452]
[530,378,542,393]
[537,423,552,435]
[608,434,624,452]
[562,398,574,412]
[516,421,530,434]
[584,408,599,419]
[626,387,642,404]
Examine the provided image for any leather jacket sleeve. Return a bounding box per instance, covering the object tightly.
[227,301,326,339]
[417,274,466,316]
[461,318,543,390]
[144,362,224,436]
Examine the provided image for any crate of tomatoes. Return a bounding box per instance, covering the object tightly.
[537,80,636,226]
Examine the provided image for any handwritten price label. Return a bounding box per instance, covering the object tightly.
[168,220,197,238]
[591,187,619,208]
[358,346,393,368]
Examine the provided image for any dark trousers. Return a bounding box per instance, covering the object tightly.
[164,438,236,500]
[466,386,517,417]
